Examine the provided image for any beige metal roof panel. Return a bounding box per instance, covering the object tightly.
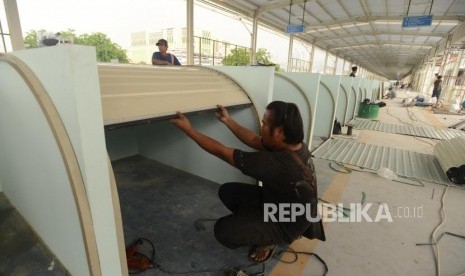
[349,118,465,140]
[98,64,251,126]
[312,138,451,184]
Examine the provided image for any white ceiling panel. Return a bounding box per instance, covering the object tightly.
[203,0,465,79]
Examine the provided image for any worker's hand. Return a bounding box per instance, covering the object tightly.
[170,112,192,133]
[215,105,230,123]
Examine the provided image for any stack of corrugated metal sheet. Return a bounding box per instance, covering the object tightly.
[434,136,465,184]
[312,138,451,184]
[348,118,465,140]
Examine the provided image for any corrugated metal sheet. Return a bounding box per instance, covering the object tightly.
[312,138,451,184]
[98,64,251,125]
[434,136,465,173]
[348,118,465,140]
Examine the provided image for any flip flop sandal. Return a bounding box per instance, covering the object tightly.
[248,244,277,263]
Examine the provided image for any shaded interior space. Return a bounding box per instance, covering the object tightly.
[113,155,285,276]
[0,193,68,276]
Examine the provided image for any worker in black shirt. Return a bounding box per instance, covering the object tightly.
[170,101,325,263]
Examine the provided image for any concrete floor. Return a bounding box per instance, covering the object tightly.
[281,91,465,276]
[1,89,464,276]
[0,193,69,275]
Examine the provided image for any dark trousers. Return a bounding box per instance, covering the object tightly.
[213,182,290,249]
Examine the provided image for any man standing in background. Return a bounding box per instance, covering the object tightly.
[152,39,181,66]
[349,66,358,77]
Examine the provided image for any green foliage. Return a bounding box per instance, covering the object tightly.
[222,48,249,66]
[75,32,129,63]
[23,29,129,63]
[222,48,281,71]
[24,30,42,48]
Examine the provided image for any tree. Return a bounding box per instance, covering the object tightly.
[222,48,281,71]
[23,29,129,63]
[23,29,44,48]
[75,33,129,63]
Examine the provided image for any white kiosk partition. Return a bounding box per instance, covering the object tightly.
[317,75,341,138]
[0,47,111,276]
[208,66,275,118]
[353,78,363,119]
[273,73,312,145]
[364,79,373,100]
[373,80,381,101]
[359,78,368,102]
[0,47,271,276]
[339,77,353,125]
[272,72,321,149]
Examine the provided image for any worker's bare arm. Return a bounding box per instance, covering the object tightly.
[216,105,265,151]
[170,112,235,166]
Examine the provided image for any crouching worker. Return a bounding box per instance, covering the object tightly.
[170,101,325,263]
[383,88,396,99]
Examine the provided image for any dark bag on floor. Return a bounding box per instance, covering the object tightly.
[332,120,342,135]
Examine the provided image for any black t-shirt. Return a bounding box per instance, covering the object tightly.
[233,143,318,240]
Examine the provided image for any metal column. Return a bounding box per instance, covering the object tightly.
[287,35,294,72]
[3,0,24,50]
[308,44,315,72]
[186,0,194,65]
[250,14,258,65]
[323,51,328,74]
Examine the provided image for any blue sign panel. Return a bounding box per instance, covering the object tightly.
[286,24,304,34]
[402,15,433,28]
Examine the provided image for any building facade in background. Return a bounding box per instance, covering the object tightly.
[129,28,227,65]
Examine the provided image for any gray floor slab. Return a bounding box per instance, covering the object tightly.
[0,193,69,276]
[113,155,281,276]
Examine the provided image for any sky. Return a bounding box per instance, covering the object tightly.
[14,0,314,68]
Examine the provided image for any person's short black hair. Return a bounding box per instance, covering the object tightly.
[266,101,304,145]
[156,39,168,46]
[352,66,358,71]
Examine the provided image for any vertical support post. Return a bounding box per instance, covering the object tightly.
[4,0,24,50]
[212,40,216,66]
[199,38,202,65]
[333,56,338,75]
[308,44,315,73]
[186,0,194,65]
[287,35,294,72]
[250,13,259,65]
[323,51,328,74]
[342,58,346,75]
[446,49,464,101]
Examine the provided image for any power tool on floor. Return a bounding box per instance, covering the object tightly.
[126,238,158,273]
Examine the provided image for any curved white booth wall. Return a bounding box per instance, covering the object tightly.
[0,47,108,275]
[359,79,368,102]
[272,73,313,145]
[351,78,362,120]
[207,66,275,118]
[339,77,353,125]
[372,80,381,101]
[268,72,320,148]
[0,47,271,275]
[317,75,341,138]
[364,79,373,100]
